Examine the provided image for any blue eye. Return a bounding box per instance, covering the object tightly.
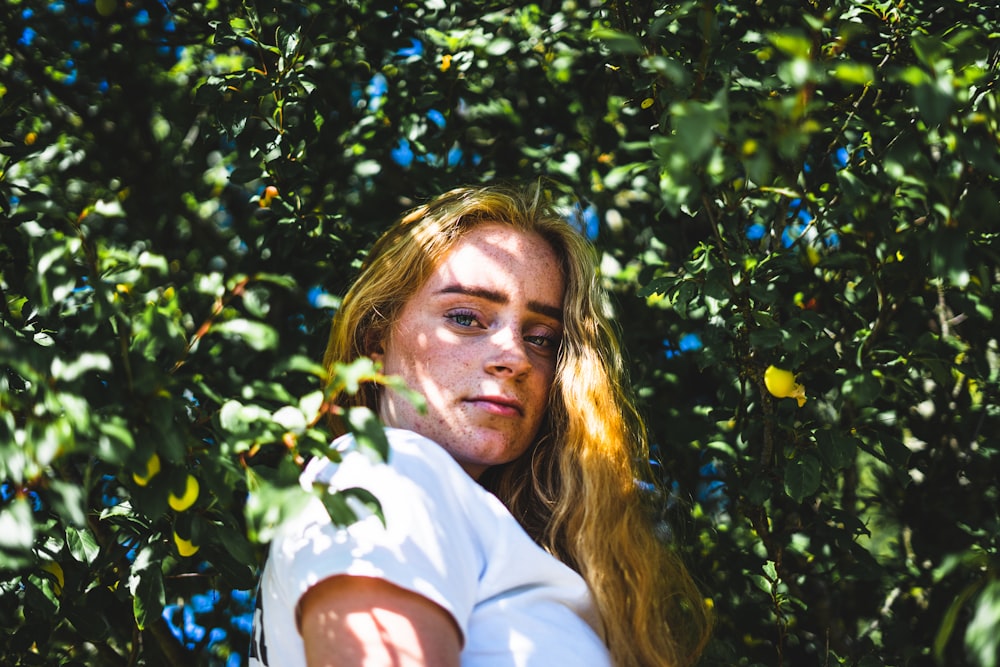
[447,311,479,327]
[525,333,559,350]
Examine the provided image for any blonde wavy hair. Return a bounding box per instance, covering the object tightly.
[322,184,711,666]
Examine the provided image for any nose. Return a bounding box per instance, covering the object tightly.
[485,325,531,378]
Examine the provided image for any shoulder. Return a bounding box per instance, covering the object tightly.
[262,428,499,643]
[271,427,505,574]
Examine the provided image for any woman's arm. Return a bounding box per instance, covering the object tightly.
[299,575,462,667]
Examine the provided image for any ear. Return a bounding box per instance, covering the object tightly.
[365,330,386,365]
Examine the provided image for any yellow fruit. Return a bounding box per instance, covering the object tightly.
[132,453,161,487]
[805,246,821,267]
[764,365,794,395]
[41,561,64,595]
[764,365,807,407]
[173,532,200,557]
[96,0,117,17]
[168,475,200,512]
[260,185,279,207]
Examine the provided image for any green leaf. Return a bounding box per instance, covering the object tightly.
[207,524,258,588]
[641,56,691,86]
[745,475,773,504]
[965,579,1000,667]
[342,486,385,527]
[591,29,644,55]
[768,31,812,59]
[842,371,881,407]
[65,526,100,564]
[314,485,360,527]
[96,419,135,464]
[50,352,112,382]
[485,37,515,56]
[241,285,271,319]
[878,434,912,470]
[24,576,58,616]
[244,467,315,543]
[333,357,381,394]
[911,33,948,67]
[273,355,328,377]
[252,272,298,290]
[0,498,35,552]
[347,407,389,461]
[750,573,771,593]
[748,326,784,349]
[815,429,858,469]
[671,97,726,162]
[229,17,252,35]
[210,319,279,351]
[48,481,87,527]
[913,81,952,126]
[128,545,165,631]
[832,62,874,86]
[229,163,261,182]
[272,405,307,433]
[784,452,822,502]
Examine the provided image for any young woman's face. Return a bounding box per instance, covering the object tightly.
[373,223,565,479]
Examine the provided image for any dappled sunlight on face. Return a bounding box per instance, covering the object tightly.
[373,223,565,478]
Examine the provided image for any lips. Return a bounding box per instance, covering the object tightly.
[467,395,524,417]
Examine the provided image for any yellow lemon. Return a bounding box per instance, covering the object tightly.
[132,453,161,487]
[168,475,200,512]
[41,561,64,595]
[173,532,200,557]
[764,365,807,407]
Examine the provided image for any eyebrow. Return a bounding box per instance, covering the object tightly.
[437,284,563,322]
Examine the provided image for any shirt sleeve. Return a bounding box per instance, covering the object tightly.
[266,430,485,643]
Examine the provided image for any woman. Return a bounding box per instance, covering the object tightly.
[251,184,711,666]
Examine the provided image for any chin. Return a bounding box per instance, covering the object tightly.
[450,430,526,464]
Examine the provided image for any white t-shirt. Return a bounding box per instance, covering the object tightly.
[249,428,611,667]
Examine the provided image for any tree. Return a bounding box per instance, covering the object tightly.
[1,0,997,665]
[603,3,1000,664]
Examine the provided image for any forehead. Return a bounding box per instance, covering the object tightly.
[426,223,564,299]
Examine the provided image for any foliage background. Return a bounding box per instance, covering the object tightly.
[1,0,998,665]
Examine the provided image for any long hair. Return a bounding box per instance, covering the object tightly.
[322,184,712,666]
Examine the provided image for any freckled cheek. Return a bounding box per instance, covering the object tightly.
[408,344,469,399]
[422,331,479,383]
